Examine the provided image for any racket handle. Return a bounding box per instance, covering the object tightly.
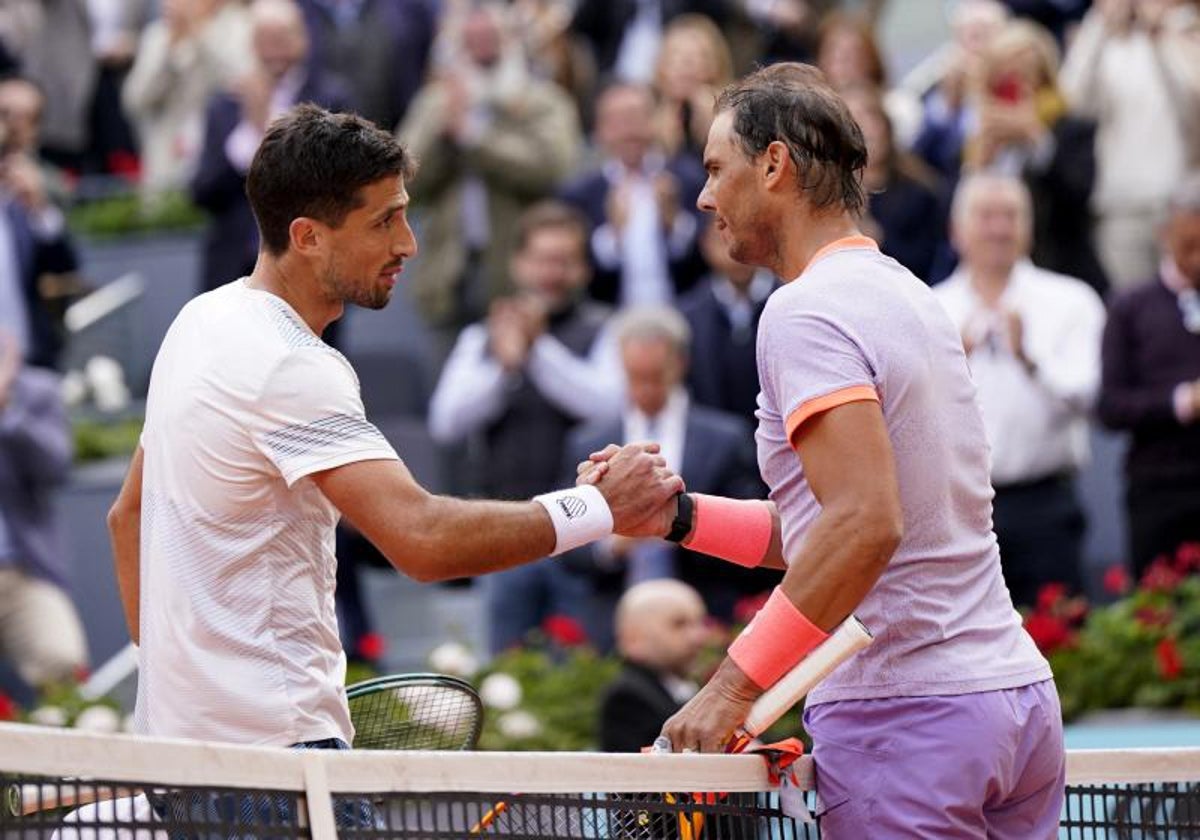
[9,782,138,816]
[740,615,873,739]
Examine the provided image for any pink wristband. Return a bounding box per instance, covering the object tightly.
[728,587,830,690]
[683,494,772,568]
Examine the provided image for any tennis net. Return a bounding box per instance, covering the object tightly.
[3,723,1200,838]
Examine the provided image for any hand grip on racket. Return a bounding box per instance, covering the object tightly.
[738,614,872,740]
[652,615,872,754]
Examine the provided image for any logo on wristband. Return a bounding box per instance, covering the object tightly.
[557,495,587,520]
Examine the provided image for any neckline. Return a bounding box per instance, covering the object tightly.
[805,235,880,272]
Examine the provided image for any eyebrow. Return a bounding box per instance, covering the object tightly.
[374,200,407,222]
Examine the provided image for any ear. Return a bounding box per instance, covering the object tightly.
[288,217,325,258]
[762,140,794,193]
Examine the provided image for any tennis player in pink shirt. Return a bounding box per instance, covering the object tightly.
[586,63,1065,838]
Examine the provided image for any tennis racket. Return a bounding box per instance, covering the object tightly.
[470,615,873,836]
[347,672,482,751]
[7,672,484,817]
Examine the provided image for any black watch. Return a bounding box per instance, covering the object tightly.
[665,492,694,543]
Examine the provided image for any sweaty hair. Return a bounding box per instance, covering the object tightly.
[246,103,415,255]
[715,63,867,215]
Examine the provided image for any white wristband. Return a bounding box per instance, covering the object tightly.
[533,484,614,555]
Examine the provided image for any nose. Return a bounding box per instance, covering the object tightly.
[393,217,418,260]
[697,181,715,214]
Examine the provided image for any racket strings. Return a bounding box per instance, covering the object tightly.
[349,682,481,751]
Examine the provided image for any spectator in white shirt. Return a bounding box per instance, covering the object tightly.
[429,201,623,653]
[933,172,1106,607]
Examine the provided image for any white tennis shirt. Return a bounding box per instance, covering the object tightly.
[134,280,398,745]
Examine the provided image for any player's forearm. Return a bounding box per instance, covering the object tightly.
[672,496,787,571]
[381,495,558,582]
[779,500,902,632]
[108,505,141,645]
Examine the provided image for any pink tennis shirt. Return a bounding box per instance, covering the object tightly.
[756,237,1051,706]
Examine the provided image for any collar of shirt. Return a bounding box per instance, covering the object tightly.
[602,151,667,186]
[624,387,688,473]
[660,673,698,705]
[711,269,776,310]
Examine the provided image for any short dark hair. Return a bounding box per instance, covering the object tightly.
[715,63,867,215]
[246,103,415,255]
[514,200,589,253]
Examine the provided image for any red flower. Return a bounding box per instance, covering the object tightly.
[733,592,770,625]
[1175,543,1200,574]
[0,692,16,721]
[1025,613,1072,653]
[106,150,141,179]
[1141,559,1183,593]
[542,614,587,647]
[1156,638,1184,680]
[1103,565,1131,596]
[1134,606,1174,629]
[1061,597,1089,625]
[1036,583,1068,612]
[356,632,387,662]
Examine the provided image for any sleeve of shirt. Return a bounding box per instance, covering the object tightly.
[251,348,399,487]
[526,324,625,423]
[1027,285,1106,412]
[760,304,880,448]
[427,324,513,443]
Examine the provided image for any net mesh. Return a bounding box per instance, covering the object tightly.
[3,725,1200,839]
[346,675,483,752]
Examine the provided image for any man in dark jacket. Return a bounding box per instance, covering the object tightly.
[1099,173,1200,577]
[599,579,707,753]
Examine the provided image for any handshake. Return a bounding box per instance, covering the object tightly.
[573,442,685,539]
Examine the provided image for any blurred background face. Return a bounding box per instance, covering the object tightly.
[841,88,890,172]
[626,591,708,677]
[0,80,42,154]
[597,86,656,169]
[818,26,873,89]
[512,224,589,312]
[952,0,1008,54]
[462,8,504,69]
[253,4,308,83]
[621,336,684,418]
[954,180,1031,276]
[657,28,716,101]
[1165,211,1200,289]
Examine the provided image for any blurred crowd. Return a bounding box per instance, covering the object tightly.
[1,0,1199,693]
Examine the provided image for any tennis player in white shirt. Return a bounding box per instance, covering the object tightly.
[107,104,681,751]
